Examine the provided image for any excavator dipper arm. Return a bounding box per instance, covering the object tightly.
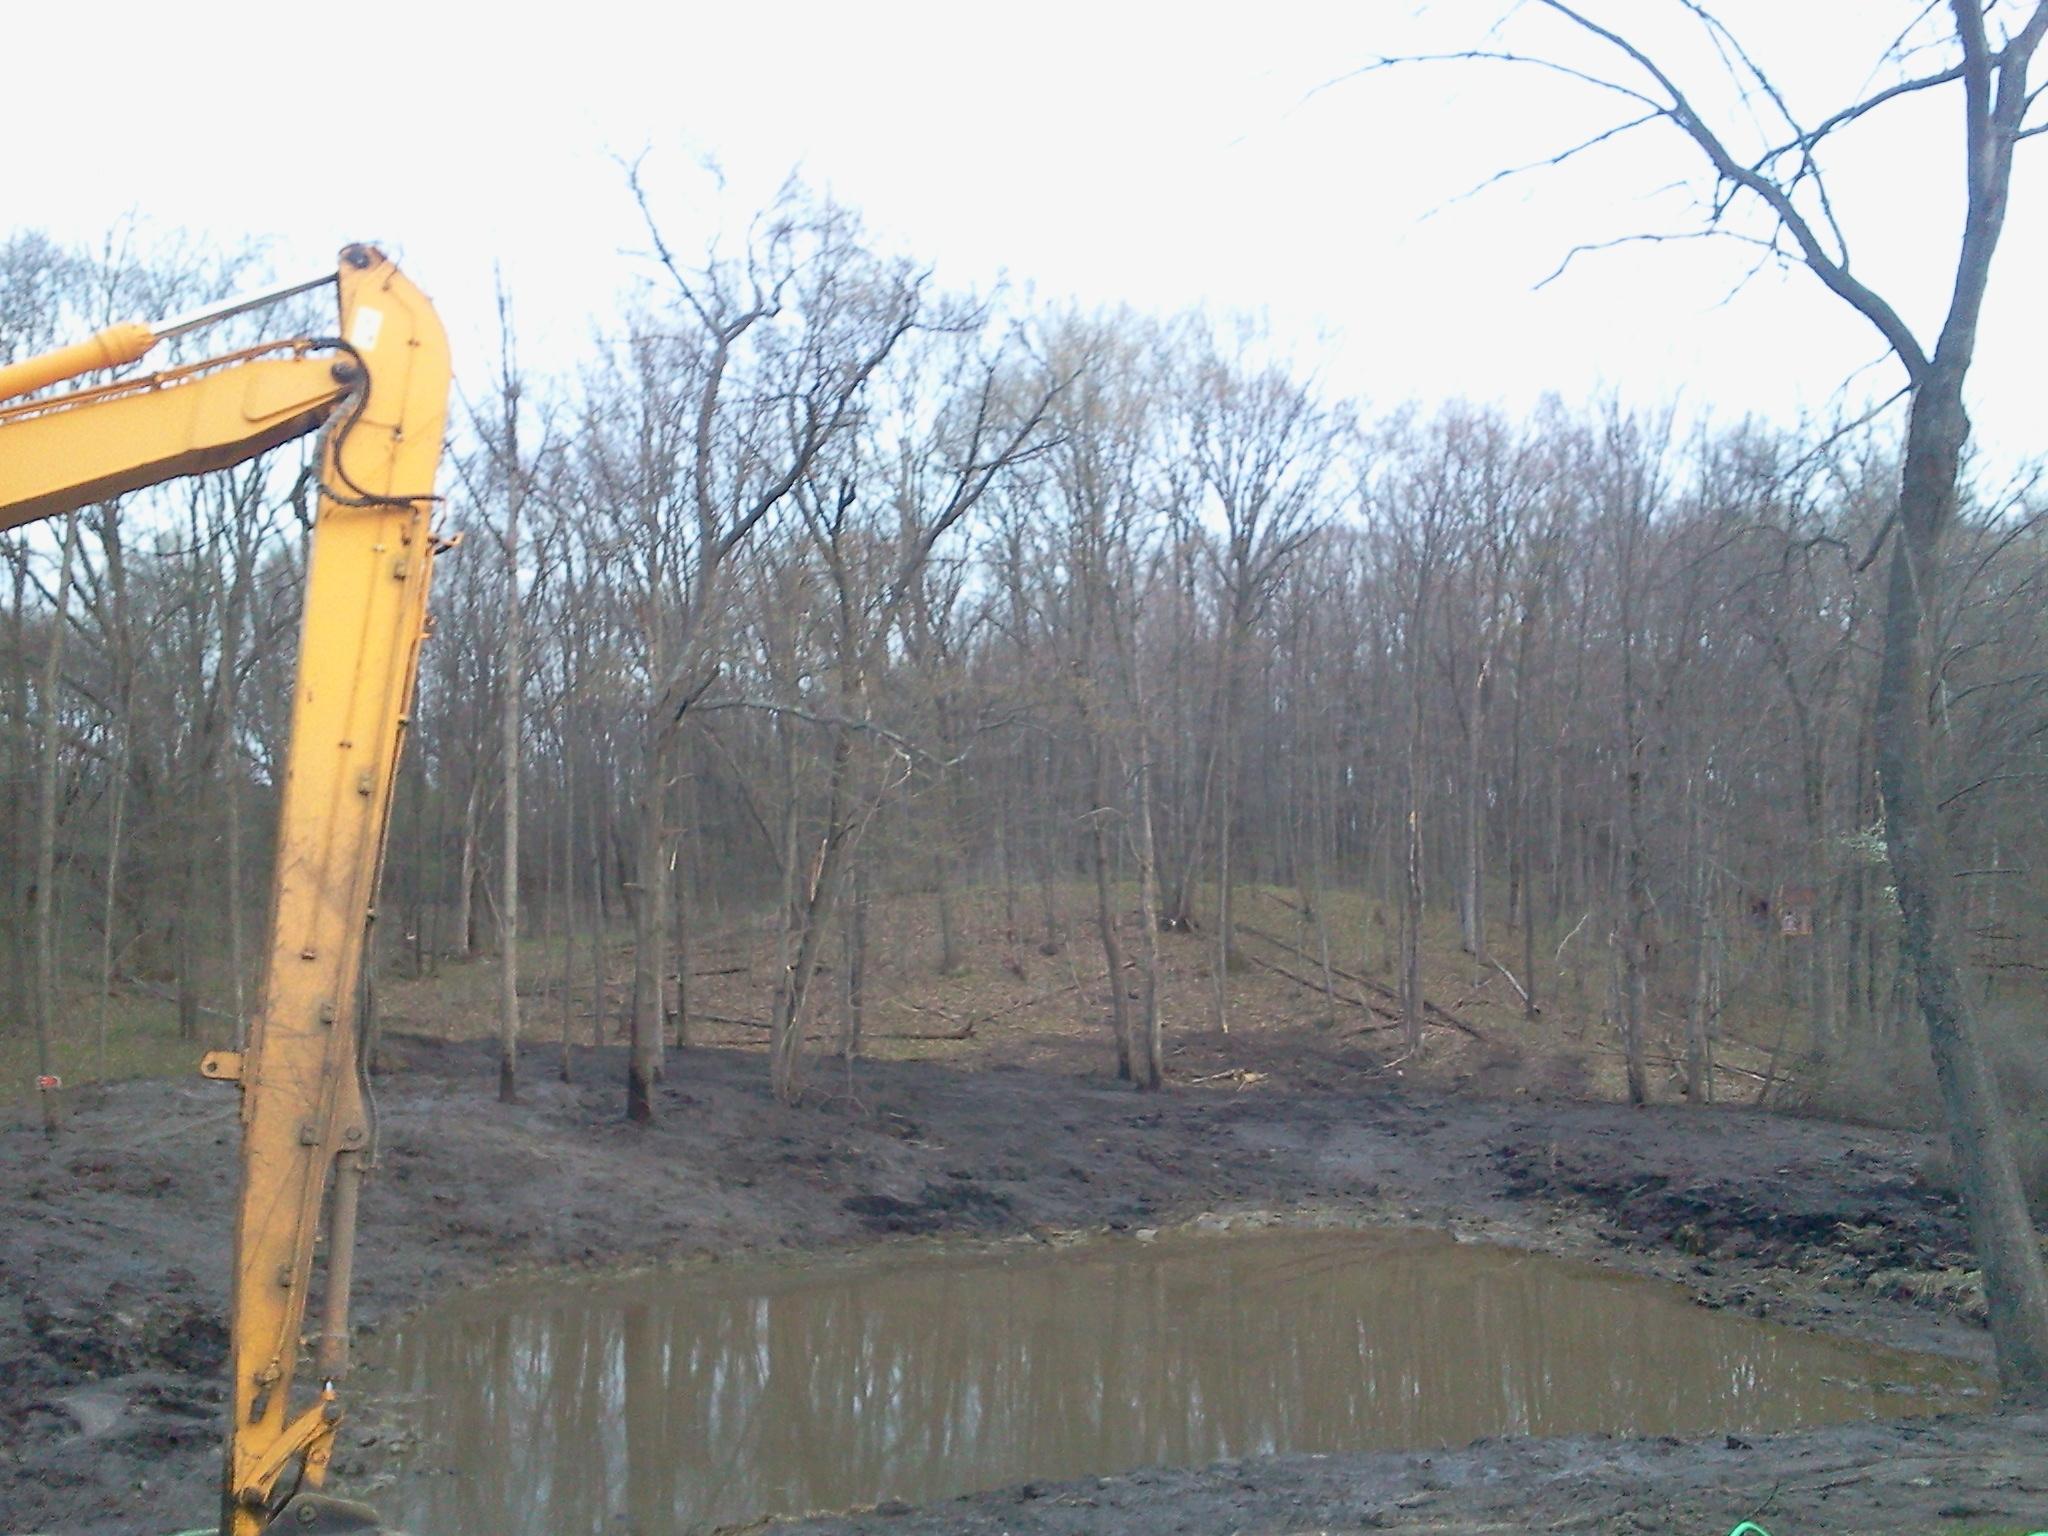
[214,245,449,1535]
[0,245,451,1535]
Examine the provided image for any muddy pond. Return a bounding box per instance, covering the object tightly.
[361,1229,1986,1534]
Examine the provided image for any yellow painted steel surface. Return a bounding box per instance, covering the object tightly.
[220,247,449,1533]
[0,348,348,530]
[0,319,156,403]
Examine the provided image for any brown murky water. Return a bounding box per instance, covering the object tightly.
[364,1230,1985,1534]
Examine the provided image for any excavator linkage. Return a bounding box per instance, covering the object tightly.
[0,244,452,1535]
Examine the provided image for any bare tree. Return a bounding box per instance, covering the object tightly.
[1361,0,2048,1399]
[460,277,552,1104]
[1370,411,1461,1055]
[30,512,80,1134]
[606,174,927,1121]
[742,322,1063,1103]
[1186,341,1331,1032]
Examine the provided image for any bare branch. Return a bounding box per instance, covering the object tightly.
[1533,226,1775,289]
[1429,111,1663,217]
[693,695,965,767]
[1766,63,1966,160]
[1316,48,1663,114]
[1531,0,1933,377]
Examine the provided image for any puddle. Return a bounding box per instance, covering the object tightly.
[363,1229,1986,1534]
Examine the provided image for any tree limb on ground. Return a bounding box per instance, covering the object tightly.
[707,1010,978,1044]
[1489,956,1537,1011]
[1237,948,1402,1029]
[900,976,1088,1032]
[1587,1042,1775,1087]
[1238,924,1486,1041]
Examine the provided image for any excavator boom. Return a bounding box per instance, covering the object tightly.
[0,346,349,528]
[0,244,451,1534]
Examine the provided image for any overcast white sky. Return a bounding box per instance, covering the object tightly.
[7,1,2043,464]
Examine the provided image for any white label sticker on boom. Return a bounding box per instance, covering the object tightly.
[349,306,384,354]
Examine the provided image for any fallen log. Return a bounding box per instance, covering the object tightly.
[1488,956,1537,1013]
[1238,924,1486,1041]
[901,976,1087,1032]
[1586,1043,1776,1086]
[702,1011,972,1043]
[1238,950,1400,1027]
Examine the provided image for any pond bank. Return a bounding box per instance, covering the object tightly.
[0,1035,2028,1534]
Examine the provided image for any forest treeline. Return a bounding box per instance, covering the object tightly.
[3,200,2044,1118]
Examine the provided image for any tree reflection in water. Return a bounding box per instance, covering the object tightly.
[370,1231,1982,1534]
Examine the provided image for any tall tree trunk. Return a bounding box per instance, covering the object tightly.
[1876,379,2048,1402]
[1508,599,1538,1019]
[589,782,607,1051]
[215,543,250,1056]
[770,730,862,1105]
[1034,742,1062,951]
[561,738,577,1082]
[673,839,692,1050]
[173,828,203,1044]
[1211,748,1233,1037]
[453,773,481,960]
[627,739,666,1123]
[1684,779,1716,1104]
[1617,528,1651,1106]
[1164,623,1230,933]
[1292,693,1338,1015]
[1843,708,1874,1041]
[681,768,704,1048]
[934,843,961,976]
[1210,628,1239,1033]
[1520,841,1540,1022]
[1799,730,1835,1061]
[1130,635,1166,1091]
[1303,801,1336,1017]
[1618,739,1651,1103]
[1401,620,1427,1056]
[422,751,443,974]
[1089,733,1133,1080]
[842,862,868,1061]
[1515,605,1544,1019]
[498,510,523,1104]
[98,699,131,1077]
[1459,668,1487,959]
[995,779,1018,939]
[1843,857,1868,1041]
[32,512,80,1134]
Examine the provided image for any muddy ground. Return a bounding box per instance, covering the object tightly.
[2,1035,2040,1535]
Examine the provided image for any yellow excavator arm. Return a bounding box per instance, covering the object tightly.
[0,244,451,1536]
